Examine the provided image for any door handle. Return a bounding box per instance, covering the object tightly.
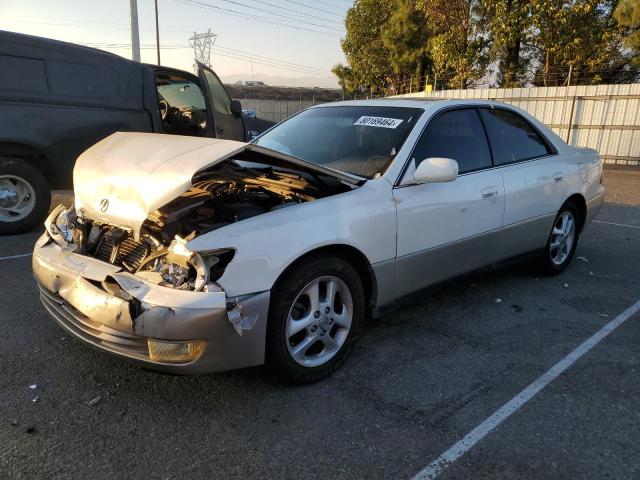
[217,126,224,134]
[481,187,498,199]
[553,172,564,182]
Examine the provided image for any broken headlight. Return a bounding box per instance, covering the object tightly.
[45,205,76,247]
[137,237,231,292]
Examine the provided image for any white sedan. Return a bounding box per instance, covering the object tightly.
[33,99,605,383]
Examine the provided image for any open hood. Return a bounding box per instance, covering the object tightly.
[74,132,364,235]
[74,132,245,234]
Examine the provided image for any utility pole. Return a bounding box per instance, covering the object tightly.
[189,30,217,72]
[129,0,141,62]
[154,0,161,65]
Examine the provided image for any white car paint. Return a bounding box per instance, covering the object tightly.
[199,100,603,299]
[73,99,604,303]
[74,132,246,236]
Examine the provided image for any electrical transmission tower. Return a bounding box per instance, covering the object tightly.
[189,29,217,72]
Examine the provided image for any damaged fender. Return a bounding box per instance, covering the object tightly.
[33,236,270,373]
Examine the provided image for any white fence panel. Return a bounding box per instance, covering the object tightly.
[395,83,640,167]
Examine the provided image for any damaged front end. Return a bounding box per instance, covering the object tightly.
[33,133,360,373]
[34,203,270,373]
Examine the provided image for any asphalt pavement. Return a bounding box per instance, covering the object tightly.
[1,170,639,479]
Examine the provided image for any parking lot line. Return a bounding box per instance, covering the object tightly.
[0,253,32,261]
[411,298,640,480]
[593,220,640,229]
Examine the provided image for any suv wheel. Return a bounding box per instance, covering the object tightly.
[0,158,51,235]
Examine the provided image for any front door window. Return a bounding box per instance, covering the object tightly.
[156,72,207,136]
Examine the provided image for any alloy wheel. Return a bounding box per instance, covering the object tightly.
[550,210,576,265]
[285,276,353,368]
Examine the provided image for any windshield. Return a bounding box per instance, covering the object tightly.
[253,105,423,178]
[157,82,206,110]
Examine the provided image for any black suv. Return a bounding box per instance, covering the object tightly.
[0,30,272,234]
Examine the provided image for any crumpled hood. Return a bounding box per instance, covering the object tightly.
[74,132,245,235]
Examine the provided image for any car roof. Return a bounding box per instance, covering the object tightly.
[313,98,505,113]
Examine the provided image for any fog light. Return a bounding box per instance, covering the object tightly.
[147,339,206,363]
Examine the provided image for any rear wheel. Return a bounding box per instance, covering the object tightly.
[266,256,365,384]
[0,158,50,235]
[539,202,580,275]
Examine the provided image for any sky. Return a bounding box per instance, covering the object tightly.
[0,0,350,87]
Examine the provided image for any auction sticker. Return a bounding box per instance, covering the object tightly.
[353,116,403,129]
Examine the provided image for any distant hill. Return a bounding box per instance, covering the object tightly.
[221,73,339,89]
[226,84,344,102]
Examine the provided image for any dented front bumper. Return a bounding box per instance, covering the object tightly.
[32,233,270,374]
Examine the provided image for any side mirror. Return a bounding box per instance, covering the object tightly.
[230,99,242,117]
[413,157,458,183]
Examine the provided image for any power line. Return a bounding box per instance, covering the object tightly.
[211,49,329,75]
[246,0,344,25]
[216,0,344,30]
[309,0,349,13]
[184,0,342,32]
[282,0,346,17]
[173,0,340,36]
[82,41,331,76]
[0,14,195,34]
[215,43,329,73]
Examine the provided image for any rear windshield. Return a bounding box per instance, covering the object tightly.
[253,105,423,178]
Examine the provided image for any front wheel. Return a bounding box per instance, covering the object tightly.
[539,203,580,275]
[0,158,51,235]
[266,256,365,384]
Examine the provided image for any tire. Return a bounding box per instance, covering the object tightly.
[266,256,366,384]
[539,202,580,275]
[0,157,51,235]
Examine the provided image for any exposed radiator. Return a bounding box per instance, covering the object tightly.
[94,234,148,271]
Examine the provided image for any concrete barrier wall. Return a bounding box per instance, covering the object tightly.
[236,98,322,123]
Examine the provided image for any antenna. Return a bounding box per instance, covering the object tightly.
[189,29,217,72]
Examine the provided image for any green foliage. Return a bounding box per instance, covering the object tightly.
[483,0,531,86]
[417,0,489,89]
[335,0,396,94]
[615,0,640,59]
[382,0,432,91]
[529,0,638,85]
[335,0,640,91]
[331,64,358,95]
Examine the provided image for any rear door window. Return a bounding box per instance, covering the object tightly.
[478,108,552,165]
[413,108,493,174]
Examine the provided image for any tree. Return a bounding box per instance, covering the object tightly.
[417,0,490,89]
[615,0,640,59]
[483,0,531,87]
[332,64,359,95]
[335,0,396,95]
[382,0,433,93]
[529,0,638,86]
[332,0,639,91]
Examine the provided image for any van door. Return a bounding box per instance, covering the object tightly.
[197,62,246,141]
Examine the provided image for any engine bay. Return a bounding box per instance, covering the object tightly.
[55,157,352,290]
